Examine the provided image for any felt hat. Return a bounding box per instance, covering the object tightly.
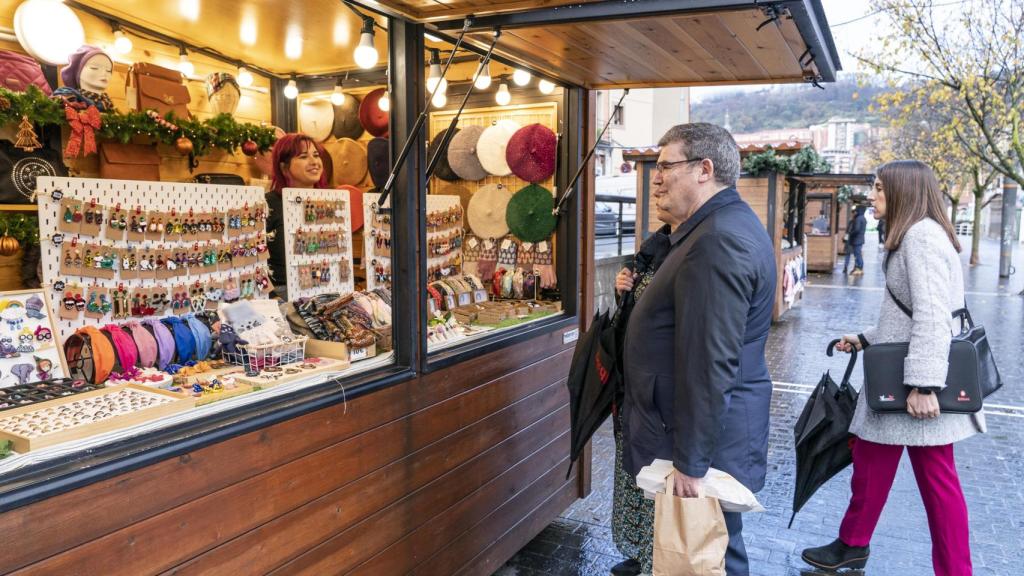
[60,45,111,90]
[506,184,557,242]
[298,98,335,142]
[331,93,364,139]
[467,183,513,239]
[323,137,367,186]
[359,88,390,137]
[338,184,364,232]
[477,120,521,177]
[506,124,557,183]
[25,295,45,320]
[426,127,460,182]
[367,137,390,189]
[447,125,488,181]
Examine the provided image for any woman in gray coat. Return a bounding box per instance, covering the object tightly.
[801,160,982,575]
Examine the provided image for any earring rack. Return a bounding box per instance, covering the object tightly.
[280,187,355,299]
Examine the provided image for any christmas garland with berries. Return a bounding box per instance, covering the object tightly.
[0,85,278,156]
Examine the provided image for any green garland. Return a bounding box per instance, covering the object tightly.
[742,146,833,176]
[0,85,277,156]
[0,213,39,247]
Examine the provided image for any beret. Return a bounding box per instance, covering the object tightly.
[367,137,390,189]
[477,119,521,177]
[506,184,557,242]
[323,137,367,186]
[506,123,557,183]
[331,93,364,140]
[427,127,460,182]
[298,98,334,142]
[467,183,513,239]
[359,88,390,137]
[447,125,488,181]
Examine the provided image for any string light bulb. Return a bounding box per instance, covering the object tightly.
[177,46,194,77]
[495,82,511,106]
[330,79,345,105]
[538,79,555,94]
[353,16,378,69]
[237,66,254,88]
[426,49,447,95]
[379,91,390,112]
[112,26,132,54]
[474,58,491,90]
[283,78,298,99]
[512,68,531,86]
[431,90,447,108]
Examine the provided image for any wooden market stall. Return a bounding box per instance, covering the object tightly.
[0,0,839,574]
[788,173,875,272]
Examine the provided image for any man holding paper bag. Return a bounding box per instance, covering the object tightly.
[621,124,776,575]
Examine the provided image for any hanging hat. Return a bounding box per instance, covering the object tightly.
[323,137,367,186]
[359,88,390,137]
[24,295,45,320]
[447,125,488,181]
[367,137,390,189]
[468,183,513,239]
[506,184,557,242]
[339,184,364,232]
[427,127,460,182]
[60,45,111,90]
[332,93,364,139]
[298,99,335,142]
[477,120,521,177]
[506,124,557,183]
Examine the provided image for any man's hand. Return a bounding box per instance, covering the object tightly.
[615,267,636,296]
[907,388,940,419]
[672,469,703,498]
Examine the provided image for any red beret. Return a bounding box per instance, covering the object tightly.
[506,123,557,183]
[359,88,390,137]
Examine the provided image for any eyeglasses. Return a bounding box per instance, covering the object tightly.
[654,158,704,174]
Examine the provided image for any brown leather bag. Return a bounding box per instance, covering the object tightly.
[99,143,161,181]
[126,63,191,119]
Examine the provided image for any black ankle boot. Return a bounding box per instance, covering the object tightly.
[801,538,870,571]
[610,558,642,576]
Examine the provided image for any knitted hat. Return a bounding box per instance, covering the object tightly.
[367,137,390,189]
[506,124,557,183]
[25,294,45,319]
[60,45,110,90]
[298,98,334,142]
[323,137,367,186]
[447,125,488,181]
[331,93,364,139]
[506,184,557,242]
[426,127,460,182]
[477,120,521,177]
[467,183,513,239]
[359,88,390,137]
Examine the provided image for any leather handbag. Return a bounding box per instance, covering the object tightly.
[0,140,68,203]
[126,62,191,119]
[99,142,161,181]
[0,50,51,94]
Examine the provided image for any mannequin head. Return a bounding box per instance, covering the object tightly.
[61,46,112,92]
[270,133,329,192]
[206,72,241,116]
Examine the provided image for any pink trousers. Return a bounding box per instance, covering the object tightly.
[839,437,972,576]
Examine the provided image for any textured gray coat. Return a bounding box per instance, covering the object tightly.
[850,218,986,446]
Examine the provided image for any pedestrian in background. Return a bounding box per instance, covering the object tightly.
[876,214,887,248]
[844,206,867,275]
[801,160,983,575]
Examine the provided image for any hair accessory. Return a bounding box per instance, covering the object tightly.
[126,321,158,368]
[144,319,177,370]
[163,316,196,363]
[185,313,212,361]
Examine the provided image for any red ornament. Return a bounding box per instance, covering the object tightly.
[241,140,258,157]
[175,136,194,154]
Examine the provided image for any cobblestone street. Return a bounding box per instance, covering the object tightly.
[497,237,1024,576]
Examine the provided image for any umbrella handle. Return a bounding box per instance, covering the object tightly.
[826,339,858,386]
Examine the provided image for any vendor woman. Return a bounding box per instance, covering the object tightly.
[266,133,330,300]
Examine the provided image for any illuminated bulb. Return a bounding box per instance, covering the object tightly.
[331,85,345,106]
[178,50,194,77]
[113,30,132,54]
[354,18,378,69]
[379,91,390,112]
[474,60,491,90]
[237,66,254,88]
[538,79,555,94]
[13,0,86,65]
[512,68,531,86]
[495,82,511,106]
[431,91,447,108]
[284,79,298,99]
[426,49,446,95]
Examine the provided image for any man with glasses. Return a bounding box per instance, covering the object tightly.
[620,123,776,575]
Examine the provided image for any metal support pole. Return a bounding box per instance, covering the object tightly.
[1000,179,1017,278]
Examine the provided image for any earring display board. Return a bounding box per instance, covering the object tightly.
[35,177,271,342]
[280,187,355,300]
[0,289,67,387]
[362,192,391,292]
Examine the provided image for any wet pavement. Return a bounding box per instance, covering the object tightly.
[497,236,1024,576]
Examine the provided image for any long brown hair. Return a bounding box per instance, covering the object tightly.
[877,160,961,253]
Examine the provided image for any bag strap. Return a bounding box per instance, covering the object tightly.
[884,250,972,329]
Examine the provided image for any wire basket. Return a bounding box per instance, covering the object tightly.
[222,336,308,376]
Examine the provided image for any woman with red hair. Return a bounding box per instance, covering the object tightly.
[265,133,330,300]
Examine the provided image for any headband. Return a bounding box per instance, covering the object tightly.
[125,321,158,368]
[79,326,116,384]
[145,319,177,370]
[185,314,212,361]
[163,316,196,363]
[103,325,138,373]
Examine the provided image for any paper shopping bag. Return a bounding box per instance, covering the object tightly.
[653,475,728,576]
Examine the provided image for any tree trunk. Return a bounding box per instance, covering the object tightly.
[971,193,984,266]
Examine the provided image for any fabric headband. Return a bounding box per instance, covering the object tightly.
[163,316,196,363]
[125,321,158,368]
[79,326,116,384]
[145,319,177,370]
[102,324,138,373]
[185,314,212,361]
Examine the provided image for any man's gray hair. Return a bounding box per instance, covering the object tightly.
[657,123,741,187]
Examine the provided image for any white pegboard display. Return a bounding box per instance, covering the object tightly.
[36,177,271,342]
[280,187,354,299]
[362,193,463,291]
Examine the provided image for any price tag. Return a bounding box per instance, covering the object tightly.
[350,347,368,361]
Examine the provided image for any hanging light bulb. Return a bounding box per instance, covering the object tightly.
[283,78,298,99]
[538,79,555,94]
[474,58,492,90]
[178,46,194,77]
[426,49,447,95]
[495,82,511,106]
[13,0,86,65]
[112,26,132,54]
[237,66,254,88]
[431,90,447,108]
[379,91,390,112]
[330,79,345,106]
[353,16,378,69]
[512,68,531,86]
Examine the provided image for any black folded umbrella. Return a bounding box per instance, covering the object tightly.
[790,339,860,528]
[566,310,621,478]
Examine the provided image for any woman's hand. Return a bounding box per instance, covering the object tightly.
[834,334,862,353]
[615,268,637,296]
[907,389,941,419]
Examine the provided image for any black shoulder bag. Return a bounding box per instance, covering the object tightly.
[863,261,1002,414]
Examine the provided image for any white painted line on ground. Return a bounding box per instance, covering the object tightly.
[771,381,1024,418]
[805,284,1018,298]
